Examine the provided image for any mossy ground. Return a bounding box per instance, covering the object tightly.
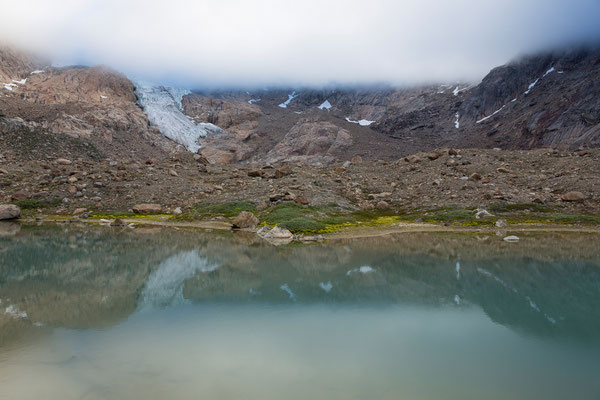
[30,201,600,234]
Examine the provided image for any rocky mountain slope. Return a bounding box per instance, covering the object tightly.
[1,44,600,166]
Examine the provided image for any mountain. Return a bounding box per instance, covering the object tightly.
[1,44,599,165]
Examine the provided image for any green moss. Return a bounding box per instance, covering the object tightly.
[262,202,307,223]
[507,213,600,225]
[14,199,61,209]
[279,217,326,233]
[320,215,355,225]
[193,201,256,217]
[489,202,554,213]
[88,211,138,218]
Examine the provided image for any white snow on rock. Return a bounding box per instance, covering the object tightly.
[133,80,225,152]
[2,83,17,91]
[453,86,460,96]
[476,105,506,124]
[345,117,375,126]
[278,91,297,108]
[454,112,460,129]
[12,78,27,85]
[30,69,45,74]
[543,66,555,77]
[248,98,261,104]
[524,78,539,95]
[100,95,108,99]
[318,100,332,110]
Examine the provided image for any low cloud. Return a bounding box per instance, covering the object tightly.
[2,0,600,88]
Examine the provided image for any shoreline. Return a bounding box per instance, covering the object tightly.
[11,215,600,241]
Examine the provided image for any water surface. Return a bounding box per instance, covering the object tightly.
[1,225,600,399]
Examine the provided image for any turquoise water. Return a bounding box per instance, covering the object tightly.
[1,225,600,399]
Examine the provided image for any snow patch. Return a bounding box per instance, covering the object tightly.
[476,105,506,124]
[12,78,27,85]
[453,86,460,96]
[454,112,460,129]
[524,78,539,95]
[318,100,332,110]
[30,70,45,74]
[133,80,225,152]
[278,91,297,108]
[100,95,107,99]
[543,66,555,77]
[248,98,261,104]
[345,117,375,126]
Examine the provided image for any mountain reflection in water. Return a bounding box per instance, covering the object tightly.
[1,226,599,399]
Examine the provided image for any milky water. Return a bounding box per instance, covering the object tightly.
[1,225,600,399]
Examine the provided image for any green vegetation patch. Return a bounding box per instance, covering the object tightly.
[192,201,256,218]
[14,199,61,209]
[489,202,555,213]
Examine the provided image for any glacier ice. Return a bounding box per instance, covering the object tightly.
[133,81,225,152]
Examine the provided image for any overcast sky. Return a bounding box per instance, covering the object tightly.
[2,0,600,88]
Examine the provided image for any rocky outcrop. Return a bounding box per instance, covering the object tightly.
[266,120,353,163]
[182,94,263,140]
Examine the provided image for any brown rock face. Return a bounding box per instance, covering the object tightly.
[266,121,353,163]
[182,94,263,141]
[1,48,175,162]
[0,204,21,220]
[132,204,163,214]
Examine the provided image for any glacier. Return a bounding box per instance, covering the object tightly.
[133,81,225,152]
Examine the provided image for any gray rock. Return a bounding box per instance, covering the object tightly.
[231,211,260,229]
[0,204,21,220]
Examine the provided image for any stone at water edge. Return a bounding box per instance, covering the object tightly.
[475,209,494,219]
[503,235,520,242]
[561,191,586,202]
[132,204,162,214]
[231,211,260,229]
[257,225,293,239]
[0,204,21,220]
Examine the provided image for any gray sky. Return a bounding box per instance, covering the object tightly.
[2,0,600,87]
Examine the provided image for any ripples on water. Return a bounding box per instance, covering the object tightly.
[1,225,599,399]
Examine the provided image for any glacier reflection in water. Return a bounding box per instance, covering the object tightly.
[139,250,219,309]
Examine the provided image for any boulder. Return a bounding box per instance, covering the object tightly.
[132,204,162,214]
[405,155,421,163]
[231,211,259,229]
[55,158,72,165]
[561,191,585,202]
[351,155,363,163]
[376,200,390,210]
[0,204,21,220]
[503,235,520,242]
[11,190,31,201]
